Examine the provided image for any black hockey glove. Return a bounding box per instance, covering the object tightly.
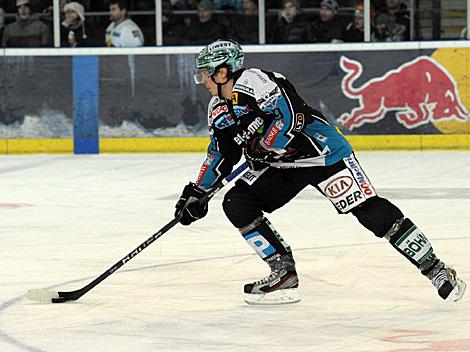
[175,182,209,226]
[245,137,299,171]
[245,137,274,171]
[244,152,270,171]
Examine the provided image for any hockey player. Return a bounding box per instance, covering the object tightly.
[174,39,466,304]
[105,0,144,47]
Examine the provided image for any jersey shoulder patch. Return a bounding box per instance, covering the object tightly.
[234,69,278,102]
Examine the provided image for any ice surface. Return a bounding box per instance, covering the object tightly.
[1,152,469,352]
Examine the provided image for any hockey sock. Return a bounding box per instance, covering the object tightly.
[239,216,292,261]
[385,217,439,273]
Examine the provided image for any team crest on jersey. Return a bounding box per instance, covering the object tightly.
[215,114,235,129]
[258,87,282,111]
[233,105,252,117]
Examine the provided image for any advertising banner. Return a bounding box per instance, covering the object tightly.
[1,47,469,145]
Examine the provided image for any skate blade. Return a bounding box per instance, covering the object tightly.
[450,279,466,302]
[244,288,301,305]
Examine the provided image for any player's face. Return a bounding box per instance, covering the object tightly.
[194,69,218,95]
[204,73,218,96]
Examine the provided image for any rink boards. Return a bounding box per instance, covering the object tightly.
[1,42,470,154]
[1,135,470,154]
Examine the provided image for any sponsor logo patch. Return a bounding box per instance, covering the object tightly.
[319,169,368,213]
[396,226,433,264]
[232,92,238,105]
[212,104,229,118]
[323,176,353,198]
[264,120,284,147]
[239,167,267,185]
[244,231,276,259]
[343,155,376,197]
[207,41,234,51]
[196,152,216,185]
[254,72,268,83]
[233,117,264,145]
[294,113,305,132]
[234,84,254,96]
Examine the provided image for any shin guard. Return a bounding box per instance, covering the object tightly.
[239,216,292,261]
[385,218,438,272]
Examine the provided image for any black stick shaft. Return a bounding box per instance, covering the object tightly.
[56,163,249,302]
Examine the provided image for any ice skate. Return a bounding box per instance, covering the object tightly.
[427,262,466,301]
[244,255,301,305]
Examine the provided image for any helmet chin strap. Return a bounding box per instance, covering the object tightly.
[211,75,230,99]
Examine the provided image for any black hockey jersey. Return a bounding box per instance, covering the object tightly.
[196,68,352,189]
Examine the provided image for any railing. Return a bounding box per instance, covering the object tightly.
[1,0,469,46]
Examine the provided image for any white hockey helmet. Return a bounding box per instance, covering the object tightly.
[194,39,244,84]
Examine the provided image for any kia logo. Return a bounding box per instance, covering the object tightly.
[324,176,353,198]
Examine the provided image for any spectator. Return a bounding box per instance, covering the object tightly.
[1,0,51,47]
[228,0,259,44]
[375,0,410,41]
[105,0,144,47]
[342,2,377,42]
[171,0,198,12]
[270,0,313,43]
[0,7,4,44]
[185,0,226,45]
[169,0,197,29]
[162,0,186,45]
[311,0,344,42]
[61,2,90,46]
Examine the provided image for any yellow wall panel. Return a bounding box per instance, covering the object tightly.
[2,136,470,154]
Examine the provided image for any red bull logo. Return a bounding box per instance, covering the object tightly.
[339,56,468,130]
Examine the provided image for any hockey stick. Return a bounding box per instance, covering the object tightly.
[27,162,249,304]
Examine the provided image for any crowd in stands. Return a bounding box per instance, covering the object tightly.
[0,0,415,47]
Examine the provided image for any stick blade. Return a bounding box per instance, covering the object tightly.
[27,289,60,303]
